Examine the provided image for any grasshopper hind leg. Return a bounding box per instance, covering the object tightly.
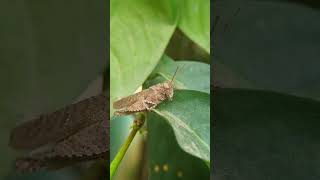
[144,100,157,111]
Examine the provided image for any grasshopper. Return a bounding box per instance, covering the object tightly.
[9,93,109,172]
[113,67,181,116]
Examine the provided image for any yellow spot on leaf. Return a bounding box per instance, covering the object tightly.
[177,170,183,178]
[163,164,169,172]
[154,165,160,173]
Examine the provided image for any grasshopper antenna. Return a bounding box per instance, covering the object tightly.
[170,67,179,83]
[170,65,185,83]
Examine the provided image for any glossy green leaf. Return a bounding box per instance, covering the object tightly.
[147,55,210,93]
[148,112,209,180]
[213,88,320,179]
[151,90,210,162]
[214,0,320,100]
[110,0,178,116]
[178,0,210,53]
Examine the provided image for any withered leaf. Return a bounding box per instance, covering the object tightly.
[9,93,109,172]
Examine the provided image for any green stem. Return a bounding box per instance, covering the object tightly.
[110,114,145,179]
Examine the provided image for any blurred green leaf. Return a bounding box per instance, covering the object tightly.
[178,0,210,53]
[213,88,320,179]
[149,55,210,93]
[110,0,178,116]
[148,111,209,180]
[152,90,210,162]
[214,0,320,100]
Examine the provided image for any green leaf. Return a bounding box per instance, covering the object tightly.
[110,0,178,116]
[213,88,320,179]
[147,55,210,93]
[214,0,320,100]
[148,112,210,180]
[178,0,210,53]
[151,90,210,162]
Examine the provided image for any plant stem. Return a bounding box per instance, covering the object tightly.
[110,114,145,179]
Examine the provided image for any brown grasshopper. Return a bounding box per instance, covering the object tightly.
[9,93,109,172]
[113,67,181,116]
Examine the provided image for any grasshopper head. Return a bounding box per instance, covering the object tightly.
[163,66,183,101]
[163,81,174,100]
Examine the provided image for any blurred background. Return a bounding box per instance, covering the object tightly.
[212,0,320,179]
[0,0,107,179]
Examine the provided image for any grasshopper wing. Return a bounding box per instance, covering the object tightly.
[9,93,108,150]
[15,119,109,172]
[113,89,149,109]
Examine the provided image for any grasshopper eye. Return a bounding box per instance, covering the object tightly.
[163,83,169,88]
